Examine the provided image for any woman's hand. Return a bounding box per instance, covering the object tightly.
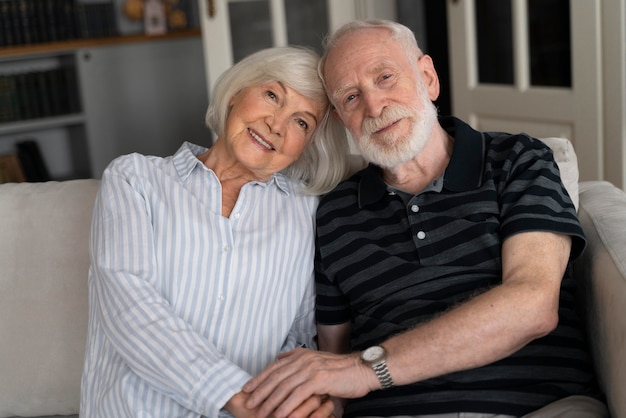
[225,389,336,418]
[242,348,371,418]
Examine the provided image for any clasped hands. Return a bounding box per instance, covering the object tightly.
[242,347,374,418]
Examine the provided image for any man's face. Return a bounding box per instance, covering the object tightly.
[324,28,439,168]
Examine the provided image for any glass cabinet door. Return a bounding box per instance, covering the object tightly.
[199,0,355,95]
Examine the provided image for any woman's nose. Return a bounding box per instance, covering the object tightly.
[266,111,287,136]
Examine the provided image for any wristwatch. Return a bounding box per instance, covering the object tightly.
[361,345,394,389]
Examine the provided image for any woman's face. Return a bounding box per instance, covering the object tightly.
[224,80,324,180]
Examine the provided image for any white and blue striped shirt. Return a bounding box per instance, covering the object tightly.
[80,142,318,418]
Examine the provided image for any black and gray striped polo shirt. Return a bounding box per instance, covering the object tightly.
[314,116,600,416]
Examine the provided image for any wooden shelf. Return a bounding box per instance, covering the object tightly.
[0,114,86,135]
[0,29,201,59]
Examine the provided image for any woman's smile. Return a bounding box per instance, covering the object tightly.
[248,128,276,151]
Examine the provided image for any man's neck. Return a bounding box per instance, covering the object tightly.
[382,126,454,195]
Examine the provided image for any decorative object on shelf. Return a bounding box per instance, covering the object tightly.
[122,0,189,32]
[123,0,144,21]
[143,0,167,35]
[0,153,26,183]
[166,8,187,30]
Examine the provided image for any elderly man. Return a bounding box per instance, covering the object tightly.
[243,20,606,418]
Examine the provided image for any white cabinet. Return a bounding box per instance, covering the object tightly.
[78,36,209,177]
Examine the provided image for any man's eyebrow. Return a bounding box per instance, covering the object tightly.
[331,61,397,103]
[332,84,354,104]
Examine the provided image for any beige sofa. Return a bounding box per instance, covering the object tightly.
[0,138,624,417]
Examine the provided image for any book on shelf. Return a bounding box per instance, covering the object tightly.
[16,139,51,182]
[0,152,26,183]
[0,0,119,47]
[0,74,19,122]
[0,66,81,123]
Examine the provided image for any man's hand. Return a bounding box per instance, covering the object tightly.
[242,348,373,418]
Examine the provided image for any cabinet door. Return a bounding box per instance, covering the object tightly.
[198,0,396,95]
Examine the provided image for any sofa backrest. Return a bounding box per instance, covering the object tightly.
[0,179,99,417]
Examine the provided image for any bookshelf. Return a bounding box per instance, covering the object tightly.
[0,28,206,181]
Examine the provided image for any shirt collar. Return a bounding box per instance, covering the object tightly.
[440,116,485,192]
[358,116,485,207]
[172,141,293,195]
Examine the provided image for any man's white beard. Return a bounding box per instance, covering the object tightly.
[354,90,438,169]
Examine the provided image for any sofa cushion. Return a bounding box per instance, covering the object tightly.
[540,137,579,211]
[0,179,99,418]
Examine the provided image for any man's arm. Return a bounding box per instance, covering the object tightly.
[242,231,572,418]
[380,230,570,385]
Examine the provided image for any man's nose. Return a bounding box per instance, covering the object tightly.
[363,91,386,118]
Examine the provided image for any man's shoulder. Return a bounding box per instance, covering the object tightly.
[484,131,550,153]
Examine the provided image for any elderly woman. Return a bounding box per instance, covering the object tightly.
[80,46,350,418]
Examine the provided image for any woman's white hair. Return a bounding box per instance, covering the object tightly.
[205,46,351,195]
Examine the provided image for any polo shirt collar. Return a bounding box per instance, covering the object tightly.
[358,116,485,207]
[440,116,485,192]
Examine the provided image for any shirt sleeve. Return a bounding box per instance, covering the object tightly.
[89,161,249,417]
[494,134,586,259]
[314,235,353,326]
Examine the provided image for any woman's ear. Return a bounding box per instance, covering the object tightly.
[417,54,441,102]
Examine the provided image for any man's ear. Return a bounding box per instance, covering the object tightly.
[417,54,441,102]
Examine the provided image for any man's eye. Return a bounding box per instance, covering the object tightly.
[345,94,356,103]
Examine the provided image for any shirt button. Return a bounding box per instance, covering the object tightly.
[417,231,426,240]
[411,204,419,213]
[218,294,225,301]
[223,245,230,252]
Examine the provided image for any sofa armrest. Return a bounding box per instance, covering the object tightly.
[574,181,626,418]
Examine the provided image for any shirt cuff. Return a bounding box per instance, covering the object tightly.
[188,358,252,417]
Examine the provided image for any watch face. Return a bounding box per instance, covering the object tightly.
[363,345,385,362]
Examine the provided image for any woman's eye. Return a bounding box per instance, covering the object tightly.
[297,119,309,130]
[266,90,277,100]
[345,94,356,103]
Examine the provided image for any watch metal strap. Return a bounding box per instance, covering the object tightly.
[373,360,394,389]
